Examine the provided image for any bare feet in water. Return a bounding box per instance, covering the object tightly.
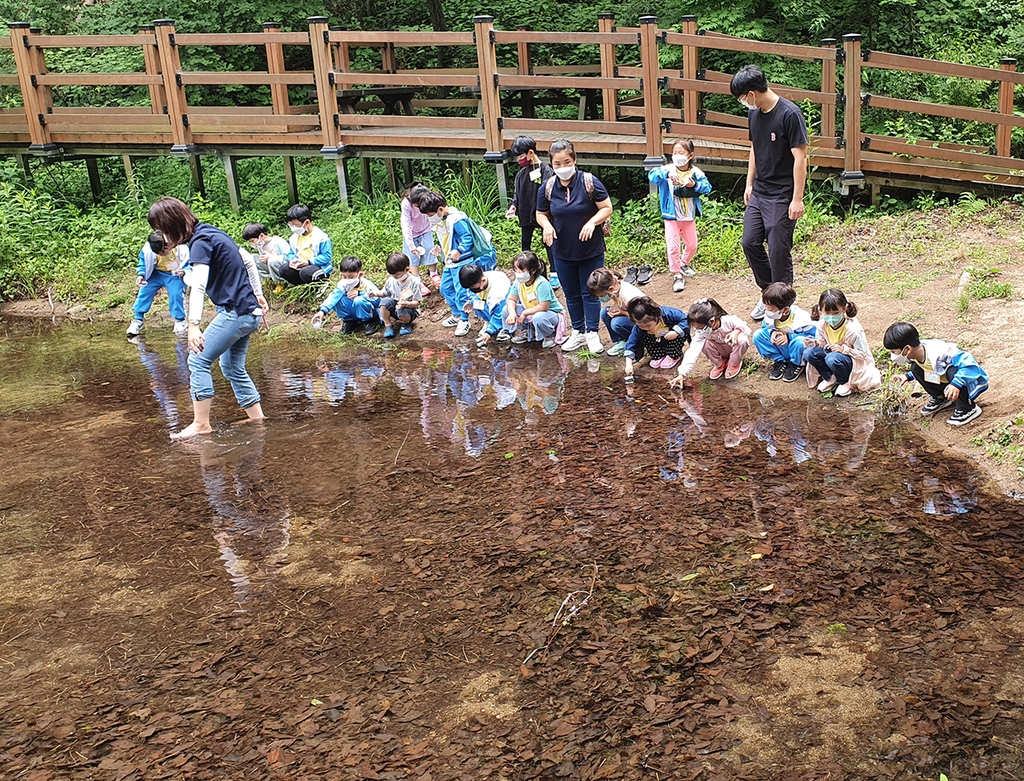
[170,422,214,441]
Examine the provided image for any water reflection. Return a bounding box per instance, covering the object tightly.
[131,335,190,428]
[189,428,291,611]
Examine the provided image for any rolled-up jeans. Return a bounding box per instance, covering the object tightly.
[187,306,261,408]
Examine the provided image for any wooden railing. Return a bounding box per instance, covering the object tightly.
[1,14,1022,206]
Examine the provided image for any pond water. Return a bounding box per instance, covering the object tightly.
[1,318,1023,781]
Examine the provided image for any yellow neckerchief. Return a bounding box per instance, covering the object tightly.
[295,230,315,263]
[775,308,795,331]
[518,277,540,308]
[155,253,172,272]
[648,319,670,338]
[824,317,848,345]
[914,344,948,384]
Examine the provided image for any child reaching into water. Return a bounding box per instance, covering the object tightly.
[883,321,988,426]
[647,139,712,292]
[622,297,690,382]
[503,251,564,348]
[803,289,880,397]
[751,282,817,382]
[310,255,382,335]
[127,230,190,337]
[588,268,644,356]
[669,298,750,386]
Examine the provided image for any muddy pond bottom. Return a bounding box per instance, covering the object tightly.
[1,319,1023,781]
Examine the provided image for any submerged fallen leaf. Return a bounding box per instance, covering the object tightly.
[759,584,775,592]
[750,554,763,560]
[680,573,700,582]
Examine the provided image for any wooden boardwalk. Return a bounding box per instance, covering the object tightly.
[1,15,1021,209]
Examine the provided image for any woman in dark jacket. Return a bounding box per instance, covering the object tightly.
[505,135,557,286]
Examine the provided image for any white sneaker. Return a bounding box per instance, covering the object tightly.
[585,332,604,354]
[680,265,696,278]
[672,275,686,293]
[817,377,838,393]
[173,319,188,337]
[126,319,143,336]
[560,331,586,352]
[495,331,512,342]
[511,333,528,344]
[750,300,766,320]
[606,340,627,357]
[441,315,459,328]
[541,337,556,348]
[454,320,471,336]
[835,382,852,397]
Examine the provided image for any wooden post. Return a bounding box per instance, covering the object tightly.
[190,155,205,196]
[153,20,193,154]
[123,155,138,198]
[840,33,864,189]
[382,42,397,73]
[329,26,350,73]
[263,23,291,118]
[27,27,54,123]
[85,158,102,204]
[222,154,242,213]
[820,38,837,139]
[474,16,505,167]
[597,14,617,122]
[680,15,698,126]
[309,16,342,156]
[639,15,664,169]
[996,58,1017,159]
[462,160,472,188]
[139,24,166,114]
[402,158,413,185]
[515,25,534,119]
[385,158,399,192]
[283,156,299,205]
[495,162,508,210]
[360,157,372,196]
[8,23,55,152]
[14,153,33,187]
[336,158,350,207]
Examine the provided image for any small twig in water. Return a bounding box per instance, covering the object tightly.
[394,425,411,465]
[522,562,598,666]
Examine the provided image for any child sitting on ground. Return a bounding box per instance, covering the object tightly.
[622,296,690,382]
[283,204,333,286]
[883,321,989,427]
[670,298,751,385]
[459,263,512,347]
[311,255,383,335]
[588,268,644,357]
[504,251,564,348]
[127,230,190,337]
[803,288,880,397]
[242,222,291,285]
[752,281,817,382]
[378,252,422,338]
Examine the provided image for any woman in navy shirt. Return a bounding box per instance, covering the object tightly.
[536,139,613,353]
[148,197,267,440]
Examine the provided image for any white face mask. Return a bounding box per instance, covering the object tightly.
[339,277,360,290]
[395,274,409,284]
[696,325,712,338]
[553,165,576,181]
[428,214,443,226]
[672,154,690,167]
[890,352,909,366]
[514,271,530,283]
[289,223,306,235]
[739,96,754,111]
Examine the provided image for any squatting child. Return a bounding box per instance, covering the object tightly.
[623,296,690,382]
[751,281,817,382]
[504,250,564,348]
[588,268,644,357]
[283,204,333,286]
[459,263,511,347]
[378,252,423,338]
[311,255,383,335]
[670,298,751,385]
[242,222,291,285]
[803,288,880,397]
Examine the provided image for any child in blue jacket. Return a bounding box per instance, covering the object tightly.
[459,264,511,347]
[752,282,818,382]
[283,203,333,285]
[418,190,497,337]
[311,255,382,336]
[648,139,712,292]
[127,231,189,337]
[623,296,690,382]
[884,321,989,427]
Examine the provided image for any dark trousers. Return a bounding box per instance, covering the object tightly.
[911,363,973,413]
[279,264,328,286]
[742,193,796,290]
[521,225,555,267]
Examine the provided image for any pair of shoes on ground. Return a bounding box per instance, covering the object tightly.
[768,361,804,383]
[560,331,604,353]
[342,320,382,336]
[816,377,851,397]
[710,361,743,380]
[651,355,679,369]
[383,324,414,338]
[921,396,983,426]
[128,319,189,338]
[624,265,653,286]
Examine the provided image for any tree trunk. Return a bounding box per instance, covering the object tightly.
[426,0,451,67]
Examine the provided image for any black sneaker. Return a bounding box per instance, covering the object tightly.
[364,321,381,337]
[782,362,804,383]
[920,396,954,416]
[947,405,982,427]
[768,361,786,381]
[341,320,359,334]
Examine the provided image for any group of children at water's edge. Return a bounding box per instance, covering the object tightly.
[128,135,990,429]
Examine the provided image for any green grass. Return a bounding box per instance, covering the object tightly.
[957,266,1015,320]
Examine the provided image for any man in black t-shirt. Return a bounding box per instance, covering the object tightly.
[730,65,809,320]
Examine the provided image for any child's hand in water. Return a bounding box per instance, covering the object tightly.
[668,372,688,389]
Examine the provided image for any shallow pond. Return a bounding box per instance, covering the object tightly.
[1,318,1023,781]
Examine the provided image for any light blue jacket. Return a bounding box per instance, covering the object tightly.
[908,339,989,400]
[648,163,712,221]
[471,271,511,335]
[136,242,190,280]
[287,225,334,274]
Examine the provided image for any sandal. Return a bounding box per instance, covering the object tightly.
[636,265,653,286]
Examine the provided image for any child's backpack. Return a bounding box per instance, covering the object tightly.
[464,216,495,260]
[544,171,611,237]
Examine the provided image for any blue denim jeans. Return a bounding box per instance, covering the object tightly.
[601,306,633,342]
[803,345,853,384]
[554,253,603,333]
[188,307,261,408]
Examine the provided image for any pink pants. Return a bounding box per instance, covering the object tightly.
[703,335,750,367]
[664,219,698,274]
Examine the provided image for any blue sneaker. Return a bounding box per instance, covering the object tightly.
[549,271,560,289]
[382,326,396,339]
[398,324,413,336]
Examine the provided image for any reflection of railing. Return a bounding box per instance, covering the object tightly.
[1,14,1022,205]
